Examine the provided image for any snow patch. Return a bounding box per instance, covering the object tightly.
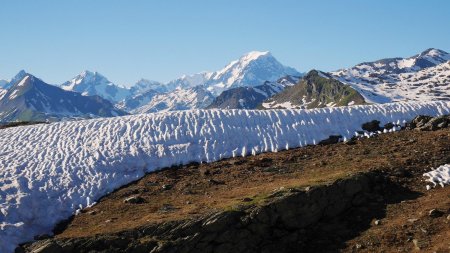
[0,101,449,252]
[17,76,29,87]
[423,164,450,188]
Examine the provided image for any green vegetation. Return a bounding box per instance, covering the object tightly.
[262,70,366,109]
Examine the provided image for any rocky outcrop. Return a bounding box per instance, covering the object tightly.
[20,172,388,253]
[408,115,450,131]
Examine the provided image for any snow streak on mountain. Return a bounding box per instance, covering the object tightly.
[331,48,450,103]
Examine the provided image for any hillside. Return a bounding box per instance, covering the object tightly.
[21,117,450,253]
[261,70,365,109]
[1,101,449,252]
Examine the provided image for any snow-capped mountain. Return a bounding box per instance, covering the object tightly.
[131,86,214,114]
[163,51,300,96]
[0,73,127,122]
[61,70,131,102]
[207,75,300,109]
[331,48,450,103]
[130,79,167,94]
[116,88,160,112]
[131,51,301,112]
[262,70,365,109]
[387,61,450,101]
[204,51,300,95]
[165,72,212,91]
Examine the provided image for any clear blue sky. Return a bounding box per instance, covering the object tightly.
[0,0,449,86]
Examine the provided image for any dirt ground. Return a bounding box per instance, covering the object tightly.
[55,128,450,252]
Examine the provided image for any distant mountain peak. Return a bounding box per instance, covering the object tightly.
[0,73,126,122]
[61,70,130,102]
[419,48,448,57]
[131,78,166,94]
[77,70,107,80]
[262,70,365,110]
[241,51,271,60]
[205,51,300,95]
[15,69,27,76]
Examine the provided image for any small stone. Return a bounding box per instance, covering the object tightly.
[412,239,425,250]
[208,179,225,185]
[146,181,158,186]
[447,214,450,220]
[87,210,97,215]
[344,138,357,145]
[124,195,145,204]
[374,219,381,225]
[242,197,253,202]
[429,209,444,218]
[162,184,173,190]
[200,169,211,176]
[407,218,418,223]
[160,204,175,212]
[186,201,192,205]
[355,243,362,249]
[105,219,112,223]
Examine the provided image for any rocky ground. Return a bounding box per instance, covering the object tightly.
[19,116,450,253]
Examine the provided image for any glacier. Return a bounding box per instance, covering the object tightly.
[1,101,450,252]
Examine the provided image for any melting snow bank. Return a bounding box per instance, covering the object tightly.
[1,101,450,252]
[423,164,450,189]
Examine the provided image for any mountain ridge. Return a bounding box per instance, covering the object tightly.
[262,70,366,109]
[331,48,450,103]
[206,75,300,109]
[0,73,127,122]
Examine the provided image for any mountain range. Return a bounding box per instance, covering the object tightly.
[331,48,450,103]
[0,48,449,122]
[0,74,126,122]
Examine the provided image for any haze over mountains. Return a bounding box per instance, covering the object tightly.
[0,48,449,122]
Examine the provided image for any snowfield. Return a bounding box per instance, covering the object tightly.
[1,101,450,252]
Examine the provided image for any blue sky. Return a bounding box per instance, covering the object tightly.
[0,0,449,86]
